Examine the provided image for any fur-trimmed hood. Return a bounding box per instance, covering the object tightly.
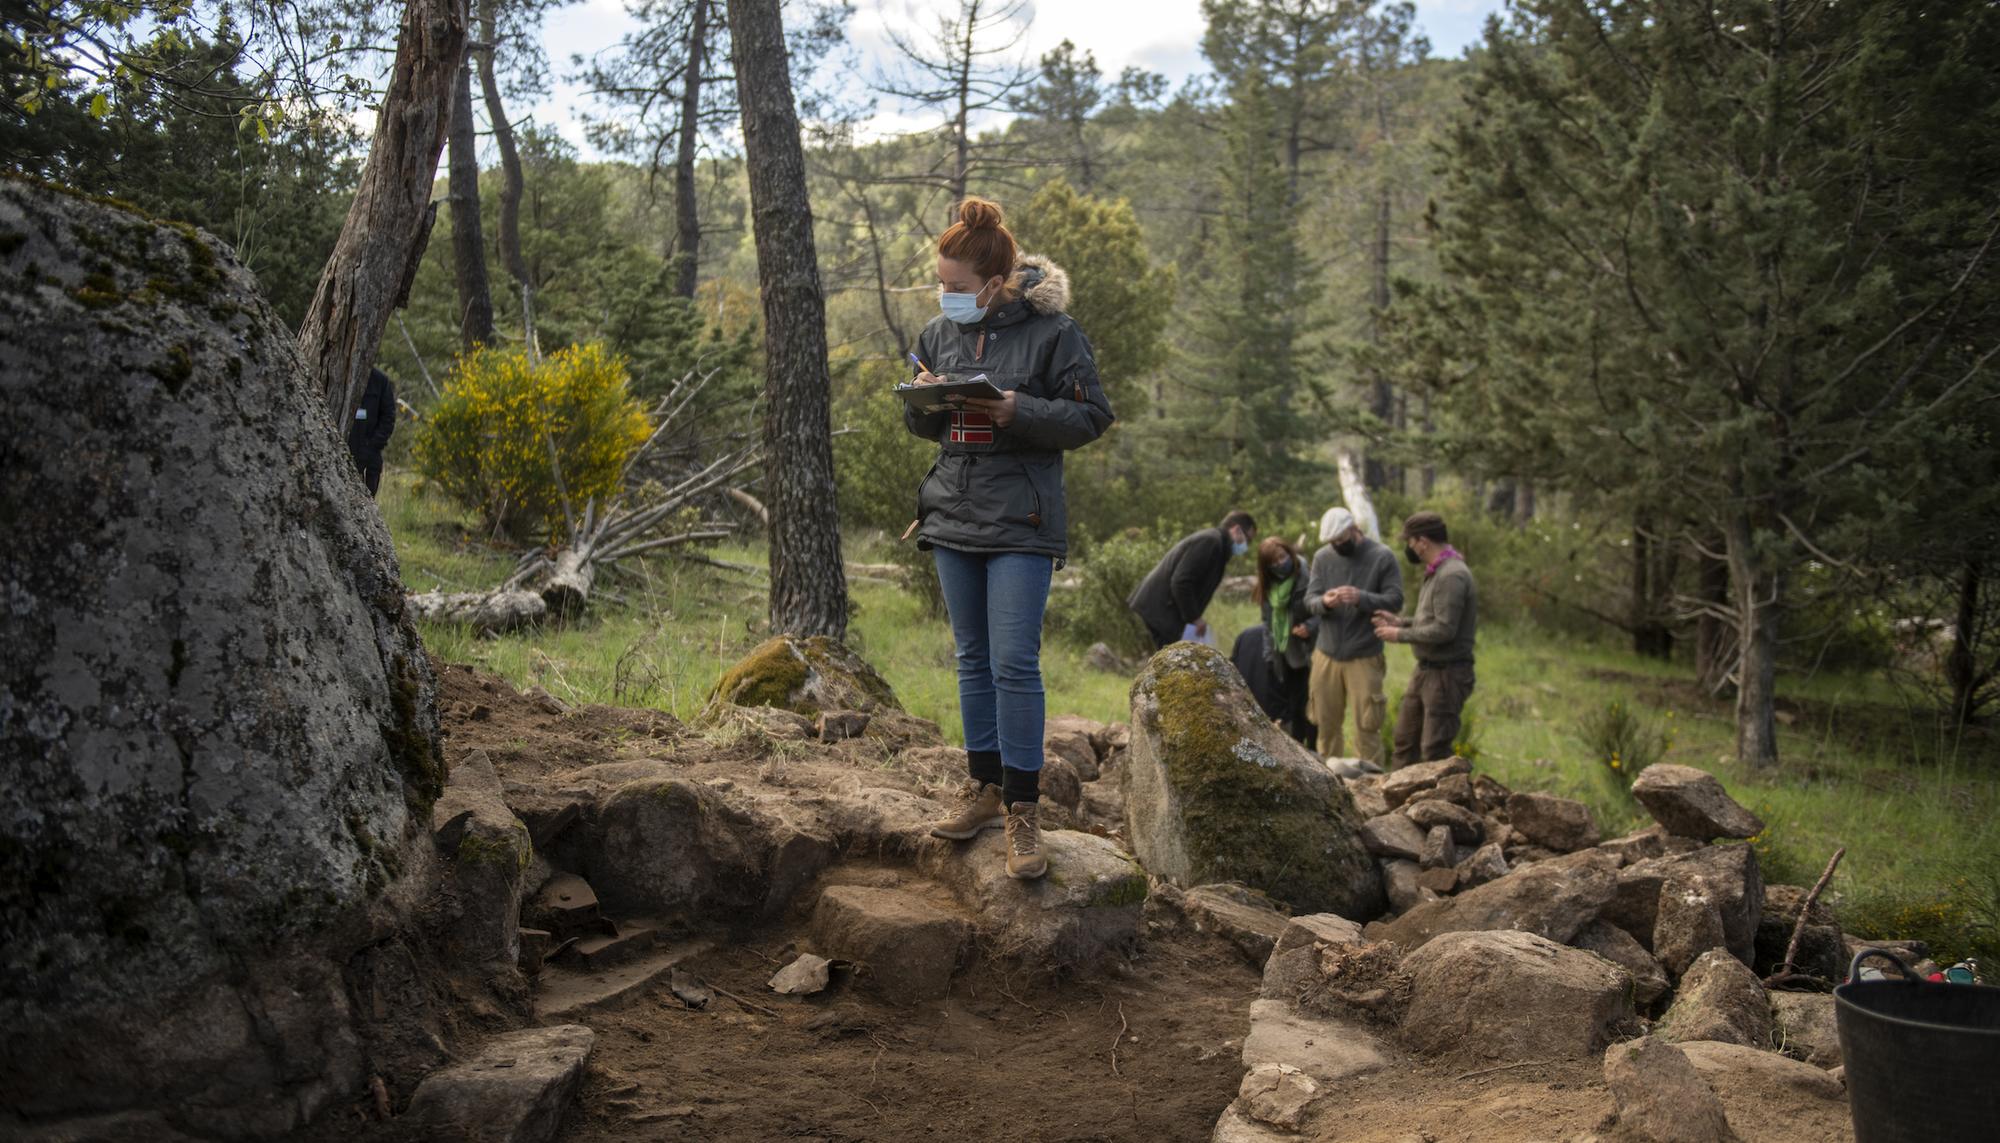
[1011,253,1071,317]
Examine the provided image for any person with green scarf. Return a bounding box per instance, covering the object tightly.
[1254,536,1318,745]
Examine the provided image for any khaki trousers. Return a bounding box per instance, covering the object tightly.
[1392,662,1476,766]
[1308,650,1387,764]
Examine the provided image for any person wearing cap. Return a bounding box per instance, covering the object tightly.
[1304,506,1403,765]
[1371,511,1478,766]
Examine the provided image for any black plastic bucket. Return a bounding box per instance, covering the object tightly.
[1834,949,2000,1143]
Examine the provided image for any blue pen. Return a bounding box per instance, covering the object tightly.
[907,351,930,374]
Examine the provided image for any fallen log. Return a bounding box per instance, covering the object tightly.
[408,589,547,633]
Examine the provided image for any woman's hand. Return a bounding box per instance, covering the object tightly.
[913,369,944,385]
[961,389,1017,428]
[1291,623,1311,639]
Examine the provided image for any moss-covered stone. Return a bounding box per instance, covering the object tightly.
[702,634,902,722]
[1125,644,1384,918]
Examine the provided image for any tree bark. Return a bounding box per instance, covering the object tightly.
[1695,545,1733,693]
[1946,558,1981,724]
[671,0,709,298]
[474,0,530,349]
[447,57,494,350]
[541,548,595,618]
[299,0,469,429]
[1632,520,1673,660]
[1726,513,1781,767]
[729,0,849,640]
[408,589,546,633]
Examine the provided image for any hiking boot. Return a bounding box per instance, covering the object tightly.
[1004,801,1047,880]
[929,781,1004,840]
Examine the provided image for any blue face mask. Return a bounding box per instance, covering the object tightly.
[1274,557,1293,577]
[1232,539,1249,558]
[939,282,992,324]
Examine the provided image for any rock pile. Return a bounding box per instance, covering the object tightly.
[1208,756,1859,1140]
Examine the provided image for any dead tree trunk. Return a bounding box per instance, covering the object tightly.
[1726,512,1781,768]
[475,0,532,355]
[730,0,850,640]
[671,0,710,298]
[447,56,494,350]
[408,589,547,633]
[299,0,470,428]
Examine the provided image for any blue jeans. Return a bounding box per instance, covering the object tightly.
[932,546,1053,771]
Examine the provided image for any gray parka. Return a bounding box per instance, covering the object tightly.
[904,255,1114,560]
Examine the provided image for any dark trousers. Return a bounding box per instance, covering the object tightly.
[1393,662,1475,766]
[1274,659,1313,746]
[349,440,382,497]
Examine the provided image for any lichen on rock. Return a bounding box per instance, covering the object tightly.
[1124,643,1384,919]
[703,634,903,721]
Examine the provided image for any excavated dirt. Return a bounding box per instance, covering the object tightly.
[565,929,1260,1143]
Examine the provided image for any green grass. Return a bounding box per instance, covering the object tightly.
[382,474,1998,966]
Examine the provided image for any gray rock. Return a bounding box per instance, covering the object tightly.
[1366,848,1621,951]
[1654,867,1732,979]
[1406,799,1484,846]
[1770,992,1842,1068]
[769,953,835,995]
[404,1025,595,1143]
[1456,842,1509,890]
[1212,1103,1296,1143]
[434,751,533,968]
[1605,844,1764,965]
[0,182,442,1129]
[1426,771,1479,807]
[1237,1063,1324,1131]
[1676,1040,1849,1138]
[915,827,1146,966]
[1505,792,1602,853]
[1470,773,1513,811]
[1361,813,1428,861]
[703,634,903,720]
[1040,756,1085,810]
[1573,919,1670,1008]
[1631,765,1766,840]
[1185,883,1293,967]
[1419,824,1459,870]
[1124,644,1383,917]
[583,776,837,918]
[1380,859,1432,914]
[1084,641,1131,675]
[811,886,971,1003]
[1260,913,1367,1002]
[1044,715,1104,781]
[1380,757,1472,808]
[1602,1036,1736,1143]
[1241,998,1393,1084]
[1401,930,1635,1060]
[1596,825,1700,866]
[1659,950,1774,1048]
[1344,776,1391,819]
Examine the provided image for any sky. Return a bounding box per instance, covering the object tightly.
[531,0,1505,156]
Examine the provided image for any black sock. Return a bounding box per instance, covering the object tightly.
[1001,765,1040,808]
[968,749,1003,789]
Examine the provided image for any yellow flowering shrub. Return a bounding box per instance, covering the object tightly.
[414,343,651,540]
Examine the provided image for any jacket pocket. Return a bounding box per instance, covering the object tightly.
[914,458,942,523]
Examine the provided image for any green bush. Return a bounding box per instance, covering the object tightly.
[833,358,936,534]
[1047,526,1178,656]
[1576,698,1673,793]
[413,343,650,541]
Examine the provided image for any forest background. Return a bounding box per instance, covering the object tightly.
[4,0,1997,964]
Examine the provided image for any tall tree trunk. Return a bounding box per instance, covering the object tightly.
[671,0,709,298]
[948,0,974,212]
[299,0,469,428]
[1946,559,1982,724]
[447,57,494,350]
[729,0,849,640]
[475,0,530,351]
[1694,545,1733,693]
[1726,513,1781,767]
[1631,520,1672,660]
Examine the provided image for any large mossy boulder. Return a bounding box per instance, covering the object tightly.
[1123,643,1383,918]
[0,179,442,1133]
[703,634,901,720]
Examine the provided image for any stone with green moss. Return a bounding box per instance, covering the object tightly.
[702,634,902,722]
[1124,643,1384,919]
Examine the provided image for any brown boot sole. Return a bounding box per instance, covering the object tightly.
[1007,859,1048,880]
[929,815,1004,841]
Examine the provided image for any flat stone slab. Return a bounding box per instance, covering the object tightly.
[916,828,1146,966]
[534,936,714,1021]
[1240,998,1393,1085]
[810,885,971,1003]
[404,1025,595,1143]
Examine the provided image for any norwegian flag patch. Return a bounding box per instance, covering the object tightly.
[948,410,994,445]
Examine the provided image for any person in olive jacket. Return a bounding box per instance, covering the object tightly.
[347,367,397,497]
[906,196,1114,881]
[1372,511,1479,765]
[1127,510,1259,650]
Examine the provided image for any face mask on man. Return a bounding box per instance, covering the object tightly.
[1232,539,1250,557]
[1404,544,1421,565]
[1332,537,1358,557]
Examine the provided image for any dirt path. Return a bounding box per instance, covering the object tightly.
[562,929,1261,1143]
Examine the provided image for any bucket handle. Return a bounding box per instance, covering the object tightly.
[1849,947,1925,984]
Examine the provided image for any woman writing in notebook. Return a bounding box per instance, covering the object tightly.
[903,196,1115,880]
